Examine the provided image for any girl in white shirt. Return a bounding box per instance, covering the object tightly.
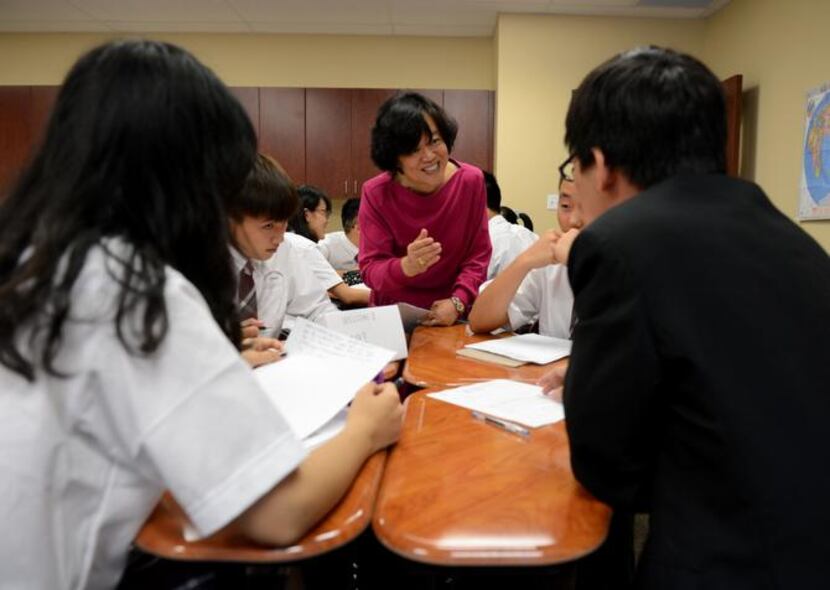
[0,39,402,590]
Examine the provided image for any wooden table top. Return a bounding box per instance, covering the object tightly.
[135,450,386,562]
[403,324,558,389]
[372,390,611,566]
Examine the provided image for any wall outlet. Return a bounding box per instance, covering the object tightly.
[546,193,559,210]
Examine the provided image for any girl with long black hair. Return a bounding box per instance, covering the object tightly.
[0,39,401,590]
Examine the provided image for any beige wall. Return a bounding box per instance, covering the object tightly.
[3,5,828,250]
[703,0,830,251]
[0,32,494,89]
[494,14,705,232]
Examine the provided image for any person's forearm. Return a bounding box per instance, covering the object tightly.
[236,425,374,546]
[469,257,533,333]
[329,283,370,306]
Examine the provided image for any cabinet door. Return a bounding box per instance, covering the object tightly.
[305,88,352,199]
[229,87,260,136]
[259,88,306,184]
[351,89,395,197]
[443,90,494,172]
[0,87,37,198]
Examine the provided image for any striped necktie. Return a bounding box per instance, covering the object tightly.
[238,261,258,321]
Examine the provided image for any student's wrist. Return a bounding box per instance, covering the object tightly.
[342,415,377,457]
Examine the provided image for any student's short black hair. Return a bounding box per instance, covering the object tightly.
[370,92,458,173]
[565,46,726,189]
[289,185,332,243]
[228,153,298,222]
[341,198,360,233]
[482,170,501,213]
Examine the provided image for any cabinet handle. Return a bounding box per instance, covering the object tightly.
[353,180,358,195]
[344,180,348,196]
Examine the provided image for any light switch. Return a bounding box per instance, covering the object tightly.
[546,193,559,210]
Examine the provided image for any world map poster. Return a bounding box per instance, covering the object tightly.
[799,83,830,220]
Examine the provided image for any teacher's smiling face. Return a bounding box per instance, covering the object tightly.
[396,115,450,195]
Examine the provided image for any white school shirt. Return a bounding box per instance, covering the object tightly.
[487,215,538,279]
[0,241,306,590]
[507,263,574,339]
[317,231,359,272]
[284,232,343,292]
[231,244,338,338]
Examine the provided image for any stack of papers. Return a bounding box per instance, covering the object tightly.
[462,333,571,365]
[254,318,395,442]
[428,379,564,428]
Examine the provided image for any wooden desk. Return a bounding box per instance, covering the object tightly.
[373,390,611,566]
[135,451,386,562]
[403,324,559,389]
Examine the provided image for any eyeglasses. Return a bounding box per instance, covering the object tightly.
[307,206,331,219]
[558,154,575,183]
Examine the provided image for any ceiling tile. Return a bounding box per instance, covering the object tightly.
[392,23,494,36]
[104,20,251,32]
[0,0,93,21]
[248,21,394,35]
[71,0,242,23]
[230,0,391,25]
[0,19,111,31]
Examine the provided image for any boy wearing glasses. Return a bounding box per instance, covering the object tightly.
[469,173,580,338]
[545,47,830,587]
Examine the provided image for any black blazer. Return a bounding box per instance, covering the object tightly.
[563,174,830,589]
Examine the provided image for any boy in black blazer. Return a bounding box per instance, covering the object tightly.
[543,47,830,589]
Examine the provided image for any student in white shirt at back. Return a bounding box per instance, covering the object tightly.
[0,39,402,590]
[318,197,361,272]
[483,170,539,280]
[229,153,339,345]
[470,175,581,338]
[288,185,370,307]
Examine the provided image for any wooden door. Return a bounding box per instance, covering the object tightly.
[0,87,36,198]
[350,89,395,197]
[229,87,260,136]
[259,88,306,184]
[722,75,742,177]
[443,90,494,172]
[305,88,352,199]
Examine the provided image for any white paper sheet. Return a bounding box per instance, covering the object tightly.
[427,379,564,428]
[320,305,408,361]
[464,333,571,365]
[254,318,394,440]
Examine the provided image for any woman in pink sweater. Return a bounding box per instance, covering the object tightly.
[359,92,491,326]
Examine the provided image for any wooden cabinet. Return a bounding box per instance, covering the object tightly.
[443,89,494,173]
[305,88,397,199]
[305,88,354,199]
[304,87,494,200]
[0,84,494,204]
[259,88,306,184]
[0,86,59,199]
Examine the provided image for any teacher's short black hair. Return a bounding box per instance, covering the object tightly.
[565,46,726,189]
[370,92,458,173]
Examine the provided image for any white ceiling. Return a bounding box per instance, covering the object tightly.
[0,0,731,37]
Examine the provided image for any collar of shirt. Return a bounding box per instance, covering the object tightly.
[229,245,267,277]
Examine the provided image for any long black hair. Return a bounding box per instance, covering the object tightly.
[0,39,256,381]
[288,185,331,243]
